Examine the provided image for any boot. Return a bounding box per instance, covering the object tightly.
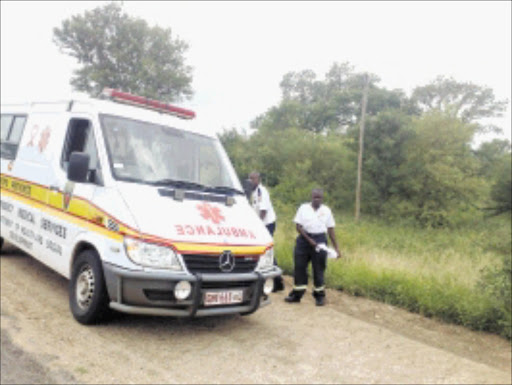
[284,290,301,303]
[272,276,284,292]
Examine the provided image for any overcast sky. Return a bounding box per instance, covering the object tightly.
[1,1,511,144]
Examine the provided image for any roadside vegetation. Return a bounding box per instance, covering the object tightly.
[220,64,511,339]
[273,210,511,339]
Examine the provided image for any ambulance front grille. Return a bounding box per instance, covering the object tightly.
[181,254,258,274]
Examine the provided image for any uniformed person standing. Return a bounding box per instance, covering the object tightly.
[285,188,341,306]
[249,171,284,292]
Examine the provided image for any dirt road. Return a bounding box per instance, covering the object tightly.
[1,243,511,384]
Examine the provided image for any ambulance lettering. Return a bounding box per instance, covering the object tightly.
[174,203,256,240]
[11,181,31,196]
[17,207,35,224]
[10,230,33,250]
[1,215,13,228]
[175,224,256,240]
[41,218,67,239]
[46,239,62,256]
[20,225,43,246]
[0,199,14,213]
[1,176,9,188]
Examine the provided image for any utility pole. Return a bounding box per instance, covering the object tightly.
[355,74,370,222]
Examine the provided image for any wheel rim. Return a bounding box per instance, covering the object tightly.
[76,265,95,310]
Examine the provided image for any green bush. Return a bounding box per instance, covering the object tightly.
[479,251,512,339]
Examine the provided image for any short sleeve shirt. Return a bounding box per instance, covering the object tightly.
[294,203,335,234]
[251,184,276,225]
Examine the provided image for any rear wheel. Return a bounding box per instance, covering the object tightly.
[69,249,110,324]
[0,237,4,254]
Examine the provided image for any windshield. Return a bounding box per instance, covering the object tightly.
[100,114,242,192]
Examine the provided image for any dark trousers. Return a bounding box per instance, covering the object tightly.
[266,222,276,237]
[266,222,283,286]
[291,233,327,298]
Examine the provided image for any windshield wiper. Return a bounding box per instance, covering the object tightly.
[150,178,207,191]
[206,185,245,195]
[150,179,243,196]
[117,176,149,185]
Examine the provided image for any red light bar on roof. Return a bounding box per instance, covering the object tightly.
[101,88,196,120]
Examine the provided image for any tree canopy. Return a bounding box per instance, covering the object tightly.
[411,76,508,132]
[221,63,510,227]
[53,2,193,102]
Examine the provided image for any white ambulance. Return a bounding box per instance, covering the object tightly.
[0,89,281,324]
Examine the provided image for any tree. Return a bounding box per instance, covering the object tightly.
[359,110,414,214]
[489,153,512,215]
[411,76,508,132]
[474,139,511,179]
[251,100,306,132]
[217,127,253,181]
[253,62,412,134]
[391,111,485,227]
[280,69,319,103]
[53,2,193,102]
[219,126,356,211]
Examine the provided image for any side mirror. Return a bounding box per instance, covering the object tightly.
[67,152,90,183]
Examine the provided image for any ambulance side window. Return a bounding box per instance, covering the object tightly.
[61,118,103,185]
[1,114,27,160]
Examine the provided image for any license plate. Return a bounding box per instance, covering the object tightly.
[203,290,244,306]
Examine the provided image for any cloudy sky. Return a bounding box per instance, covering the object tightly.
[1,1,510,144]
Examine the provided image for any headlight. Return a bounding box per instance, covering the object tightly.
[256,247,274,271]
[124,237,183,270]
[174,281,192,300]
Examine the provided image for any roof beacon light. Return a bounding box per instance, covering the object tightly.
[102,88,196,120]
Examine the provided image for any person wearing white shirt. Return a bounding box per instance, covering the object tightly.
[249,171,284,292]
[285,188,341,306]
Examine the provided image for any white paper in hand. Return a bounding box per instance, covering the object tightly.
[316,243,338,259]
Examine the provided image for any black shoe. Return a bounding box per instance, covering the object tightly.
[284,295,301,303]
[272,279,284,292]
[315,297,325,306]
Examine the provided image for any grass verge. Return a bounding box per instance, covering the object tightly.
[273,210,511,339]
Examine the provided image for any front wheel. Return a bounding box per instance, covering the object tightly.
[69,249,110,324]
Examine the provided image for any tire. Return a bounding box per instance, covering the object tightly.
[0,237,4,254]
[69,249,111,325]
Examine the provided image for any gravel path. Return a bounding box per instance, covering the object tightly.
[1,245,511,384]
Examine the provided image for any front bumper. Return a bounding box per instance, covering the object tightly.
[103,262,282,317]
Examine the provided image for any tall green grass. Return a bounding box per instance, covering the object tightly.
[273,208,511,339]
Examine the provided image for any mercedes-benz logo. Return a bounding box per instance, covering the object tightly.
[219,250,235,272]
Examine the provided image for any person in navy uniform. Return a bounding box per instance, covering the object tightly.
[249,171,284,292]
[285,188,341,306]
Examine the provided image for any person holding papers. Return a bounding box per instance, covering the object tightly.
[284,188,341,306]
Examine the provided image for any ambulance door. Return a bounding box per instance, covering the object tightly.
[45,116,103,277]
